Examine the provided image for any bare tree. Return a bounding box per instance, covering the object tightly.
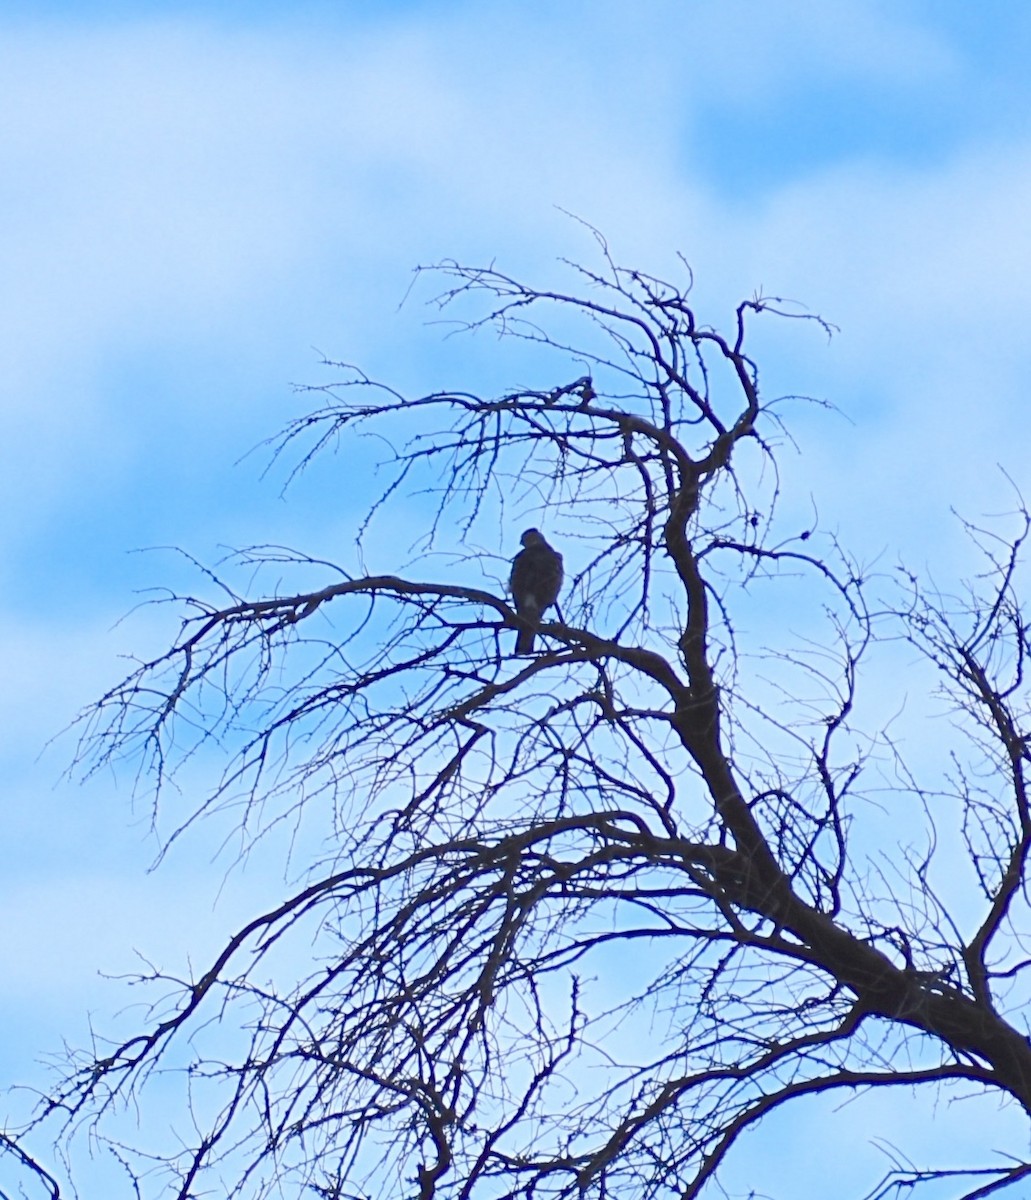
[22,237,1031,1199]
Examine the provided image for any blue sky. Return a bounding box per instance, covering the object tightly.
[1,1,1030,1196]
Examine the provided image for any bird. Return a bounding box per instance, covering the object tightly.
[509,529,563,655]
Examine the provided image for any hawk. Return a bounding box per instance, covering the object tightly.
[509,528,563,654]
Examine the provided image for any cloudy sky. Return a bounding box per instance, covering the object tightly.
[1,1,1030,1196]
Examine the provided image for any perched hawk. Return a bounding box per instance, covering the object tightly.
[509,528,563,654]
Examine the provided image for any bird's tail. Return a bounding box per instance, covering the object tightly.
[515,604,540,655]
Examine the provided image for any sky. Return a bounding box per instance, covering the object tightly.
[1,1,1031,1196]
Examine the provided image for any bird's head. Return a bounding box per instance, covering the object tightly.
[520,528,545,547]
